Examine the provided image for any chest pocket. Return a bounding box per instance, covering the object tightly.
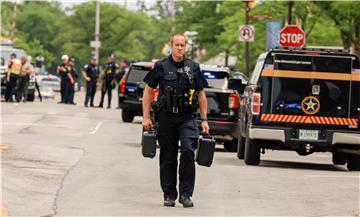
[162,74,178,87]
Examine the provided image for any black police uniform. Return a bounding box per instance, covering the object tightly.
[64,64,75,104]
[58,63,69,103]
[143,55,208,200]
[83,63,99,107]
[99,61,119,108]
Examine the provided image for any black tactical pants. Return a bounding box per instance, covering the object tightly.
[157,112,199,199]
[17,76,29,102]
[65,80,74,104]
[5,74,18,102]
[85,80,96,106]
[99,79,112,107]
[60,78,66,103]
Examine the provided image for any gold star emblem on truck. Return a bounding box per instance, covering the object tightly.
[301,96,320,115]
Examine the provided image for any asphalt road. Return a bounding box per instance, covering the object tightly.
[1,91,359,216]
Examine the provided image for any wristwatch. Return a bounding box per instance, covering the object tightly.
[201,118,208,122]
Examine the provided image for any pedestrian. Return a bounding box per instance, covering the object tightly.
[57,55,70,104]
[5,53,21,102]
[17,56,33,103]
[98,53,119,108]
[82,56,99,107]
[142,33,209,208]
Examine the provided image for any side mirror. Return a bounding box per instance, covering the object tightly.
[228,79,247,94]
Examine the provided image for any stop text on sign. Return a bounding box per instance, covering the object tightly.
[278,25,305,48]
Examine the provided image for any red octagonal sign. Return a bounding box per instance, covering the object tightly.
[279,25,305,48]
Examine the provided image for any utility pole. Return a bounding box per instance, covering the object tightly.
[288,0,293,25]
[244,3,250,75]
[95,0,101,64]
[171,0,176,32]
[10,0,17,41]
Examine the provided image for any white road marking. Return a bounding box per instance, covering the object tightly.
[305,174,360,179]
[89,121,103,134]
[47,111,57,115]
[4,122,73,129]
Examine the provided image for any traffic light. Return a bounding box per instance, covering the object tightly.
[247,0,256,9]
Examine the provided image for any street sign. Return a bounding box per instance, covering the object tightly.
[279,25,305,48]
[239,25,254,42]
[90,40,101,48]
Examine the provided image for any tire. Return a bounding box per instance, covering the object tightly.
[224,139,238,152]
[122,109,134,123]
[244,131,261,165]
[332,152,347,165]
[27,92,35,101]
[237,136,245,159]
[347,154,360,171]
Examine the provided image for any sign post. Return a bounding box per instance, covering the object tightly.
[279,25,305,48]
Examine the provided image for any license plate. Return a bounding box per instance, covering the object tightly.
[299,130,318,141]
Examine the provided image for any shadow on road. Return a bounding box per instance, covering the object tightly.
[259,160,348,172]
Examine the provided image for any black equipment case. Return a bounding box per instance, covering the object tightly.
[196,136,216,167]
[141,129,157,158]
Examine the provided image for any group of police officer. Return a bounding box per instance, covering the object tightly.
[58,52,125,108]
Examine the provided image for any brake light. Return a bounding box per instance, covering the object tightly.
[119,78,126,94]
[152,89,159,102]
[229,93,239,109]
[251,93,261,115]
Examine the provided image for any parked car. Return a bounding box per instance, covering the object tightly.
[120,62,154,122]
[36,75,61,92]
[196,64,247,152]
[238,47,360,171]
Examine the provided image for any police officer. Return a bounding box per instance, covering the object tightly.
[82,56,99,107]
[57,55,70,104]
[142,33,209,208]
[65,58,76,105]
[98,53,119,108]
[5,53,21,102]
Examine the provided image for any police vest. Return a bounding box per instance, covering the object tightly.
[10,59,21,75]
[158,58,198,113]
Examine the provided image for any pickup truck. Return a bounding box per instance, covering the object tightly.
[238,48,360,171]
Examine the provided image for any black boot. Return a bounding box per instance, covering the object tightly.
[163,197,175,207]
[179,196,194,208]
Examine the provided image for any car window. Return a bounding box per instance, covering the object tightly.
[202,71,229,79]
[273,53,353,73]
[249,54,266,84]
[127,66,150,83]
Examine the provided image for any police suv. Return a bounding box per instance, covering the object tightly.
[119,62,154,122]
[238,48,360,171]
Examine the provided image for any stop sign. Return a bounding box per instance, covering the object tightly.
[279,25,305,48]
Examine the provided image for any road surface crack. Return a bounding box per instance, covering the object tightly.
[49,147,85,217]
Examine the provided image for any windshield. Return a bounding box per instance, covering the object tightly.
[127,66,150,83]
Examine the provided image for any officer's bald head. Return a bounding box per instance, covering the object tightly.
[170,33,186,45]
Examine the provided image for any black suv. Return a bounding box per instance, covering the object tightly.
[197,65,247,152]
[120,62,154,122]
[238,48,360,171]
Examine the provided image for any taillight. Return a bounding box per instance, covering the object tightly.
[251,93,261,115]
[119,79,126,94]
[229,93,239,109]
[152,89,159,102]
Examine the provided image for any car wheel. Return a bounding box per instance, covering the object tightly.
[27,93,35,101]
[237,136,245,159]
[122,109,134,123]
[224,139,237,152]
[332,152,347,165]
[244,128,260,165]
[347,154,360,171]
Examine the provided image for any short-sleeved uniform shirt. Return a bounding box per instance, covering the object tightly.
[83,63,99,81]
[144,55,208,91]
[103,61,119,81]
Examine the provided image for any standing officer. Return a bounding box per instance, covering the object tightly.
[17,56,33,103]
[57,55,70,104]
[98,53,119,108]
[65,59,76,105]
[142,33,209,208]
[5,53,21,102]
[82,56,99,107]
